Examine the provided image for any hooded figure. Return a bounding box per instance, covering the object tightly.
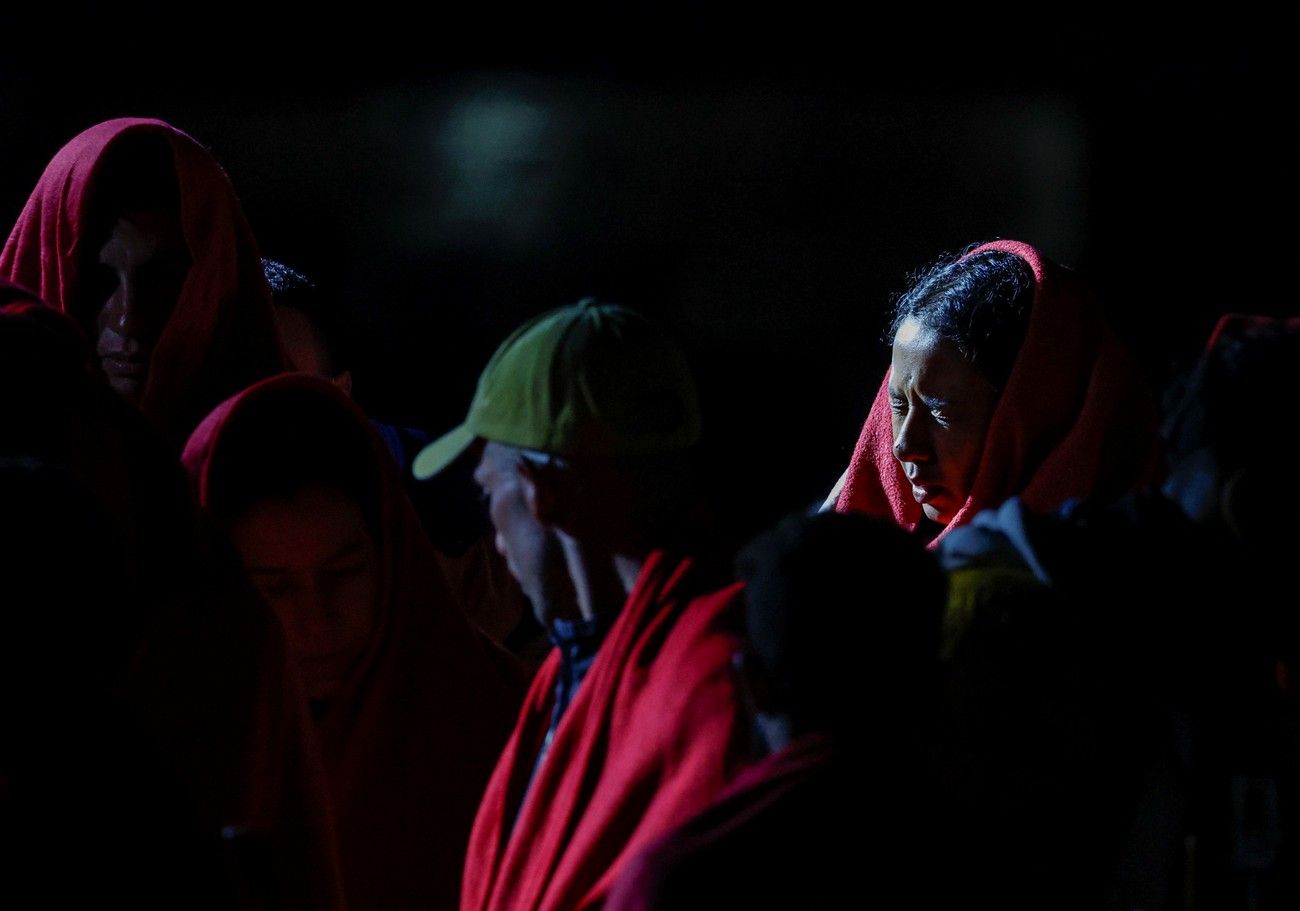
[185,374,526,909]
[2,117,285,443]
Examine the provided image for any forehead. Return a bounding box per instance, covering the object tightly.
[231,487,370,566]
[890,318,983,395]
[96,208,188,263]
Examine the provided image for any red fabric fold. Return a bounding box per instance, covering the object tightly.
[184,374,526,909]
[835,239,1161,544]
[604,734,838,911]
[1,117,285,441]
[462,552,747,911]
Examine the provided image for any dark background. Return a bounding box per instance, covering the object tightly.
[2,10,1291,539]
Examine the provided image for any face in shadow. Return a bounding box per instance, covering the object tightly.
[229,485,380,703]
[86,207,192,404]
[474,441,576,627]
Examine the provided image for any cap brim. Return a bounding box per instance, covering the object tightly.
[412,423,477,480]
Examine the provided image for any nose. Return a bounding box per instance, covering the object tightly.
[101,278,149,347]
[892,409,932,465]
[288,578,332,651]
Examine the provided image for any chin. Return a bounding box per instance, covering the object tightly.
[109,379,144,403]
[306,682,342,704]
[921,503,953,524]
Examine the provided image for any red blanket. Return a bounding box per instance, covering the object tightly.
[1,118,284,441]
[604,734,846,910]
[462,552,746,911]
[185,374,526,909]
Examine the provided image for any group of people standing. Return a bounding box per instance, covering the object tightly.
[1,117,1294,909]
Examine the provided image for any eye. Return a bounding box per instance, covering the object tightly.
[84,264,120,306]
[259,578,292,601]
[889,396,908,416]
[326,560,367,580]
[139,255,191,291]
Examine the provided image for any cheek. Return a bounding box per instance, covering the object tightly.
[938,427,987,490]
[96,293,122,334]
[499,523,541,579]
[249,582,296,635]
[324,573,379,650]
[492,491,535,561]
[488,495,513,541]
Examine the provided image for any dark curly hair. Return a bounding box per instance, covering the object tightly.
[888,244,1035,390]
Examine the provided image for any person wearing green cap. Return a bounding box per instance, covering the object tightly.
[414,298,749,911]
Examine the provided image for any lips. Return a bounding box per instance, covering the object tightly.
[100,354,148,378]
[910,483,946,505]
[301,648,363,682]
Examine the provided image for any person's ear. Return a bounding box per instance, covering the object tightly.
[331,370,354,398]
[517,457,561,528]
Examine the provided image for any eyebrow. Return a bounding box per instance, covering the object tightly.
[244,541,366,576]
[143,251,191,267]
[322,541,367,565]
[889,384,953,408]
[918,393,955,409]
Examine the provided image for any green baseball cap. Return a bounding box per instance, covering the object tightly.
[412,299,701,480]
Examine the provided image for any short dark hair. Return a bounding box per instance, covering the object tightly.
[889,245,1035,390]
[263,258,350,374]
[736,510,945,738]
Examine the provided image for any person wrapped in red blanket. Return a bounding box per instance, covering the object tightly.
[605,510,947,909]
[2,117,284,444]
[184,374,528,909]
[413,298,748,911]
[828,239,1160,546]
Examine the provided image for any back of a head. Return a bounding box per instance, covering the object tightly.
[891,246,1035,390]
[737,510,946,743]
[263,258,349,378]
